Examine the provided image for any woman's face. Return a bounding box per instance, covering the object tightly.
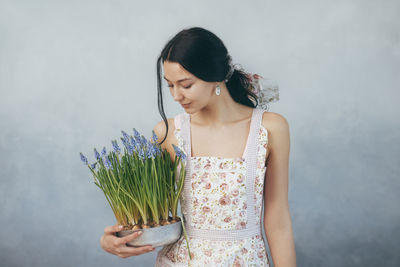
[163,61,216,111]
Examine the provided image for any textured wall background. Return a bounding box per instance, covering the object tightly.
[0,0,399,266]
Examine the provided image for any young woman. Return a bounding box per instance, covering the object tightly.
[100,27,296,267]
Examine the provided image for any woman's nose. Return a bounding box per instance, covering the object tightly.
[172,87,183,101]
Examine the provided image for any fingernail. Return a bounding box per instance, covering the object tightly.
[137,231,143,235]
[118,225,123,230]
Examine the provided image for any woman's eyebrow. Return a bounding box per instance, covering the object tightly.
[163,76,191,82]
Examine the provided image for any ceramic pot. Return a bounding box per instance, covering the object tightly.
[116,221,182,248]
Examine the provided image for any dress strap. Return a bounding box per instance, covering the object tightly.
[174,113,189,185]
[174,113,183,131]
[173,113,188,156]
[244,108,265,229]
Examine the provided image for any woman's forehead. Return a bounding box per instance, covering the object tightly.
[163,61,194,82]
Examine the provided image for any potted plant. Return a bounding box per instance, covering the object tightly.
[79,128,191,258]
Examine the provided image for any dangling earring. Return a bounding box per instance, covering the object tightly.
[215,85,221,96]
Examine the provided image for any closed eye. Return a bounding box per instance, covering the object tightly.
[167,85,192,89]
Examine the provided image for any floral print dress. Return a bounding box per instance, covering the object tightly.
[155,108,270,267]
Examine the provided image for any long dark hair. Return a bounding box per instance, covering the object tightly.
[156,27,259,145]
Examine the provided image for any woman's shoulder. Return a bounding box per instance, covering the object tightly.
[153,116,185,160]
[261,111,289,137]
[261,111,289,129]
[153,117,176,142]
[152,112,187,135]
[261,111,290,151]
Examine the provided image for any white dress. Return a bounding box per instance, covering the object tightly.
[155,108,271,266]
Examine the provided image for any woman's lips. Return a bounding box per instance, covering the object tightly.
[181,103,191,108]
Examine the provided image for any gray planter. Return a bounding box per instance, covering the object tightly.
[116,221,182,248]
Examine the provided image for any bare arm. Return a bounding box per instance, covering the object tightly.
[263,112,296,267]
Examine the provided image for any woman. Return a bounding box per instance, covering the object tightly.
[100,27,296,267]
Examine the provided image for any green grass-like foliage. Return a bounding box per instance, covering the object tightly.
[79,128,192,259]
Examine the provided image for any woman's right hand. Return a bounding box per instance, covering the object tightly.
[100,224,155,258]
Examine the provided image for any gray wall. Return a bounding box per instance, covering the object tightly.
[0,0,399,266]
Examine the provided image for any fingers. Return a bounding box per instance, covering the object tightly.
[118,230,144,246]
[104,224,122,235]
[118,245,155,257]
[115,231,155,257]
[101,225,156,258]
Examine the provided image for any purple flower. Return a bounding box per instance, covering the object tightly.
[133,129,142,145]
[90,162,97,169]
[129,136,137,150]
[146,141,157,159]
[111,140,121,153]
[121,130,129,142]
[94,148,100,160]
[172,144,187,160]
[140,136,147,147]
[133,128,141,139]
[80,152,88,165]
[154,144,161,155]
[138,147,145,160]
[151,130,158,143]
[121,137,134,155]
[134,136,143,148]
[145,147,153,159]
[104,155,112,170]
[121,137,129,149]
[101,147,107,157]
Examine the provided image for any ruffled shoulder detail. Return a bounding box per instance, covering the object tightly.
[248,74,279,111]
